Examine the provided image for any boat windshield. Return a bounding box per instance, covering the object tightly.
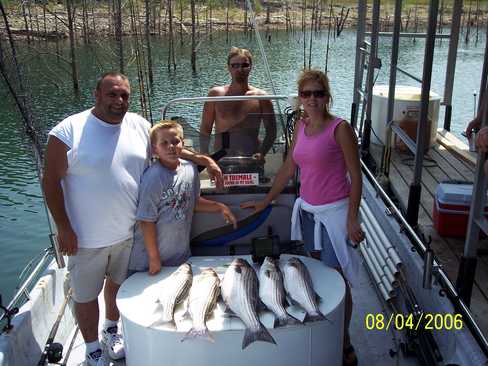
[161,96,297,194]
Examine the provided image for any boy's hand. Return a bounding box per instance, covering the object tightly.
[148,257,162,275]
[207,160,224,189]
[221,205,237,229]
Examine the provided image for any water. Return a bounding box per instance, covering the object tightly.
[0,29,484,303]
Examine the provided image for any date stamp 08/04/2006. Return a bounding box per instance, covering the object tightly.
[365,312,464,331]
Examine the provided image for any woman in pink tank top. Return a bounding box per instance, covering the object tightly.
[241,69,362,366]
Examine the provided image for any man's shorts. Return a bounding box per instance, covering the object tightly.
[301,211,341,268]
[67,238,132,303]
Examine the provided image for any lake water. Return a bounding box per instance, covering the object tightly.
[0,28,485,303]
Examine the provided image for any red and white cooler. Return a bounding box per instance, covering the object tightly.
[433,182,488,237]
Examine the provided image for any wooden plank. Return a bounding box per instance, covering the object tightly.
[431,144,475,181]
[436,129,477,166]
[389,150,435,222]
[389,157,433,226]
[423,225,488,300]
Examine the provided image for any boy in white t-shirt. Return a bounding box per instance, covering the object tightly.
[128,121,237,275]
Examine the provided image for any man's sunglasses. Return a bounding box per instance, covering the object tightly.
[299,90,327,98]
[230,62,251,69]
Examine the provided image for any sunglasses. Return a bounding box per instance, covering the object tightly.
[230,62,251,69]
[299,90,327,98]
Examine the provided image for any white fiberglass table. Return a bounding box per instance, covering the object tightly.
[117,255,345,366]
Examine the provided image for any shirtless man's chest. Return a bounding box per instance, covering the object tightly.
[214,98,262,132]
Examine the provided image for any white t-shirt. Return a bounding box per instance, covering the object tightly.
[49,109,150,248]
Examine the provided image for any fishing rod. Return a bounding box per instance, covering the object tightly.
[37,289,72,365]
[245,0,289,151]
[0,2,64,323]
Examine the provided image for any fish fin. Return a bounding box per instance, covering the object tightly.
[315,291,322,303]
[180,308,191,320]
[148,318,176,329]
[242,324,276,350]
[181,327,214,343]
[277,314,301,327]
[221,304,237,318]
[287,296,300,307]
[304,311,329,323]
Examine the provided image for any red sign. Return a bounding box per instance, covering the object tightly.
[223,173,259,187]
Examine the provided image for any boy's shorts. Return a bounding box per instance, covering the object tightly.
[68,238,132,303]
[301,211,341,269]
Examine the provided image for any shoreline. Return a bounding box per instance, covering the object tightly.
[2,3,487,41]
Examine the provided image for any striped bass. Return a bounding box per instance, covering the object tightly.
[181,268,220,343]
[259,257,300,327]
[282,257,326,322]
[156,263,193,326]
[221,258,276,349]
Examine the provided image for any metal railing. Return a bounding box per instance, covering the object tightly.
[361,159,488,357]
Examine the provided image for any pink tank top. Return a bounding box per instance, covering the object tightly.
[292,117,351,205]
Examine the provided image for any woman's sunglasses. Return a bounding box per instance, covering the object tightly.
[230,62,251,69]
[299,90,327,98]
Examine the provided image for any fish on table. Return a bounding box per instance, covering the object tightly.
[152,262,193,327]
[259,256,300,327]
[182,268,220,343]
[282,257,326,322]
[221,258,276,349]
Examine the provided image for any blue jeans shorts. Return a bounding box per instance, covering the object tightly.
[301,211,340,268]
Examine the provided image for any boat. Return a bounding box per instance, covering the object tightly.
[2,0,488,365]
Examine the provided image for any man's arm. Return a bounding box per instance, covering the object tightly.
[42,136,78,255]
[258,99,277,156]
[180,149,224,188]
[199,88,220,154]
[466,93,487,138]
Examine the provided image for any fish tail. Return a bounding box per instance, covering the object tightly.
[181,326,214,343]
[242,324,276,349]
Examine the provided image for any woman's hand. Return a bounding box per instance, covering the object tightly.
[240,200,269,213]
[148,256,162,275]
[347,217,364,246]
[220,204,237,229]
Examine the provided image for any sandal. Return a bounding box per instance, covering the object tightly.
[343,345,358,366]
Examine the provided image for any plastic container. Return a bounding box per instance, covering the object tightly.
[433,182,488,237]
[371,85,440,147]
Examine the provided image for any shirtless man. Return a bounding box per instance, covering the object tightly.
[199,47,277,161]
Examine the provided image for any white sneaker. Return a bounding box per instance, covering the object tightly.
[85,349,104,366]
[101,326,125,360]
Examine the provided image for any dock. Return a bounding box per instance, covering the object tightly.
[368,129,488,336]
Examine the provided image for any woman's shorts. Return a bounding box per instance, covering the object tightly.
[301,211,340,268]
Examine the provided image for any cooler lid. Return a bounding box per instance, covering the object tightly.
[436,183,488,205]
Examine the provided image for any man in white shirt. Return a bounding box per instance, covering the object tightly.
[42,72,222,365]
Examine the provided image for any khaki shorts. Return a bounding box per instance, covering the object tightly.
[68,238,132,303]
